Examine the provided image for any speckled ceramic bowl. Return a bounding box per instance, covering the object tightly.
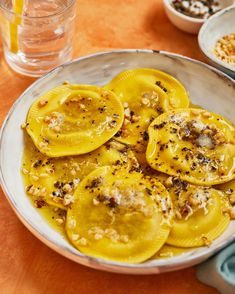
[0,50,235,274]
[198,4,235,78]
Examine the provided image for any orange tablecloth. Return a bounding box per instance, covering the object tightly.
[0,1,218,293]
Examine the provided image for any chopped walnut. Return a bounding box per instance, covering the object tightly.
[93,198,100,206]
[21,123,27,129]
[70,169,76,176]
[39,173,49,178]
[201,235,212,247]
[63,194,74,206]
[55,218,64,225]
[94,233,104,240]
[67,218,76,229]
[77,237,87,246]
[38,100,48,107]
[39,141,49,150]
[201,111,211,118]
[164,176,173,188]
[31,175,39,181]
[22,168,29,175]
[159,251,173,258]
[119,235,129,243]
[142,97,150,106]
[132,114,141,123]
[71,234,80,241]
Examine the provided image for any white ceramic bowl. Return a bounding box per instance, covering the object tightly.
[0,50,235,274]
[163,0,234,34]
[198,4,235,78]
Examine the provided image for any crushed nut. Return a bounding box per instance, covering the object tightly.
[201,111,211,118]
[71,233,79,241]
[63,194,74,206]
[55,218,64,225]
[31,175,39,181]
[21,123,27,129]
[38,100,48,107]
[77,237,87,246]
[132,114,141,123]
[22,168,29,174]
[93,198,100,206]
[119,235,129,243]
[67,218,76,229]
[94,233,104,240]
[164,177,173,187]
[201,235,212,247]
[39,173,49,178]
[39,141,49,149]
[159,251,174,258]
[70,169,76,176]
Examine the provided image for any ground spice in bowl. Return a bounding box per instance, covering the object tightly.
[172,0,221,19]
[213,33,235,66]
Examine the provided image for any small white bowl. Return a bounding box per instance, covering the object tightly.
[198,4,235,78]
[163,0,234,35]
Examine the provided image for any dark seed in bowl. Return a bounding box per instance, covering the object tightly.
[172,0,221,19]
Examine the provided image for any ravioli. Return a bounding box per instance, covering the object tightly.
[22,135,138,210]
[66,166,173,263]
[105,68,189,145]
[147,108,235,185]
[26,84,124,157]
[21,71,235,263]
[160,176,230,247]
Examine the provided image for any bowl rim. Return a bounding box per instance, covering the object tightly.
[0,49,235,273]
[198,4,235,73]
[163,0,205,23]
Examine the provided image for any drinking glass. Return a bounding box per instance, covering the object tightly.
[0,0,76,77]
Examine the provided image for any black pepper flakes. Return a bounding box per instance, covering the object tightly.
[143,131,149,141]
[33,160,42,168]
[145,187,152,195]
[108,197,118,208]
[85,177,103,189]
[115,130,122,137]
[34,198,47,208]
[155,80,167,92]
[153,122,167,129]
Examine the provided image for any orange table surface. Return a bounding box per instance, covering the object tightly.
[0,1,218,293]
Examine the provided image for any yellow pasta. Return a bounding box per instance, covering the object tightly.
[20,71,234,263]
[26,84,124,157]
[162,177,230,247]
[66,166,173,263]
[147,108,235,185]
[105,68,189,145]
[22,135,138,210]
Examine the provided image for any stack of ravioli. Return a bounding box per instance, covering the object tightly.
[22,68,235,263]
